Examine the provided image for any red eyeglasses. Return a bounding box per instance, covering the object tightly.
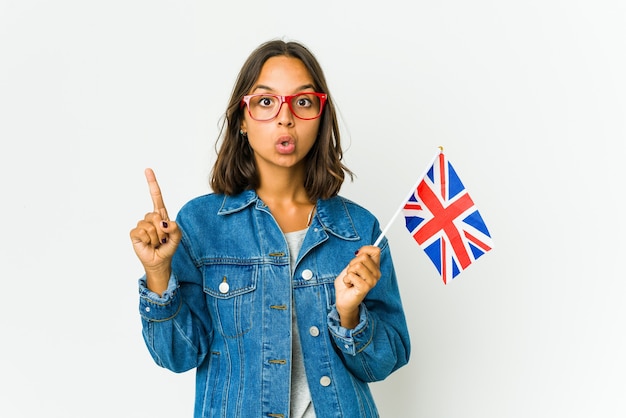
[241,92,327,121]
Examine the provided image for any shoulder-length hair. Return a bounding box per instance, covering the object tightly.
[210,39,353,199]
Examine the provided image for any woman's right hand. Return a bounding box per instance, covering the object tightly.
[129,168,182,295]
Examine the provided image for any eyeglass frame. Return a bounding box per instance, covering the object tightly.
[240,92,328,121]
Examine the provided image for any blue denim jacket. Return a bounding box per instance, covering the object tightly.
[138,190,411,418]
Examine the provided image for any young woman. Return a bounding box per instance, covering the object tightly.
[130,39,410,418]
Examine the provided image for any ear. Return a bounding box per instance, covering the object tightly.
[240,120,248,133]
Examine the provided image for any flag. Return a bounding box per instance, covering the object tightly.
[403,151,493,284]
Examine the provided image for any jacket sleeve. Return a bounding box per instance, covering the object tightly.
[326,237,411,382]
[138,227,213,373]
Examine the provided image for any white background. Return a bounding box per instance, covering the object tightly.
[1,1,625,417]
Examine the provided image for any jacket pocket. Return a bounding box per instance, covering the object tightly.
[202,263,257,338]
[314,272,338,312]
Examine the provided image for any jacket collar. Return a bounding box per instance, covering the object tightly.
[218,190,360,241]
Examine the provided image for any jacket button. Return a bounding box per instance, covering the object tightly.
[309,326,320,337]
[301,269,313,280]
[218,282,230,293]
[320,376,331,387]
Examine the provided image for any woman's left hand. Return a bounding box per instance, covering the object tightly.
[334,245,381,329]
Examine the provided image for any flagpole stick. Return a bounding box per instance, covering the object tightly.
[373,147,443,247]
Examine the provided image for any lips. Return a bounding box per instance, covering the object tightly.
[275,136,296,154]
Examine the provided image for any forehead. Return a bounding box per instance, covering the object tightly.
[252,56,314,92]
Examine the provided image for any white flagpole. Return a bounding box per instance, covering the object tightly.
[373,147,443,247]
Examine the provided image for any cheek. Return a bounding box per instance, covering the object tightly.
[303,120,321,139]
[304,122,321,146]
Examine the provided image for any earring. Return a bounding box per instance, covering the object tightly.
[240,129,247,138]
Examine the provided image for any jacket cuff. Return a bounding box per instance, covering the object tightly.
[327,304,373,355]
[138,274,181,322]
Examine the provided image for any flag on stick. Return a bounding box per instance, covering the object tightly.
[374,147,493,284]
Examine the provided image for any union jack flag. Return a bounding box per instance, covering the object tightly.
[403,152,493,284]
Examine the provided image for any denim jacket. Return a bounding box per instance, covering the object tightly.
[138,190,411,418]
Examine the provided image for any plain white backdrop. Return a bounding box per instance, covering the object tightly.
[1,0,625,417]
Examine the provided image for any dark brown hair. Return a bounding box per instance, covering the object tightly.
[210,39,353,199]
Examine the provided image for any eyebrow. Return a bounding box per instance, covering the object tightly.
[251,83,317,93]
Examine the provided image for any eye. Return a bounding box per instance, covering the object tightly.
[255,96,276,108]
[294,94,313,108]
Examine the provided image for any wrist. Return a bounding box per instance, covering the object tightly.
[337,306,360,329]
[145,266,171,296]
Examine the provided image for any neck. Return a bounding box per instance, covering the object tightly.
[256,167,315,232]
[256,165,308,205]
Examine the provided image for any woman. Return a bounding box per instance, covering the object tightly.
[130,39,410,418]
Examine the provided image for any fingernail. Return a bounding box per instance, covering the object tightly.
[354,250,359,255]
[162,221,168,228]
[161,238,167,244]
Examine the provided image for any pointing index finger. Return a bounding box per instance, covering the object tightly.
[145,168,169,221]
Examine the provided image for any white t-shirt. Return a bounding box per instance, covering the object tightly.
[285,229,316,418]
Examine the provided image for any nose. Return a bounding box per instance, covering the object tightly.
[276,98,294,126]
